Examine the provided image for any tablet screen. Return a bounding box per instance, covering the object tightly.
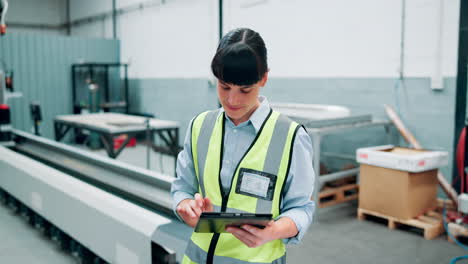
[195,212,272,233]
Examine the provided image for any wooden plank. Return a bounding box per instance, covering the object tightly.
[448,222,468,237]
[437,199,456,211]
[319,184,358,197]
[357,209,365,221]
[427,211,443,219]
[417,215,441,225]
[425,224,444,240]
[318,184,359,208]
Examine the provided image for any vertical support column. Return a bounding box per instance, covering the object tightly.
[0,70,5,104]
[112,0,117,39]
[310,131,322,213]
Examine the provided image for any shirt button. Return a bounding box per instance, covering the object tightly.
[234,129,237,133]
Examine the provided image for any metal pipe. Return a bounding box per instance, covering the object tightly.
[66,0,71,35]
[219,0,223,40]
[112,0,117,39]
[318,168,360,187]
[431,0,444,90]
[399,0,406,81]
[0,0,8,25]
[322,152,355,161]
[0,0,8,35]
[7,22,63,30]
[146,118,151,170]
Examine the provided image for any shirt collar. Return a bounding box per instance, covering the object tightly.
[219,95,271,133]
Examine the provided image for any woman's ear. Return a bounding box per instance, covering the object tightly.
[259,71,269,87]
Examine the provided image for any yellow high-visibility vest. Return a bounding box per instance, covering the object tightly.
[183,109,300,264]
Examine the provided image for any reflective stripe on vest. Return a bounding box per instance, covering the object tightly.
[184,239,287,264]
[186,109,300,264]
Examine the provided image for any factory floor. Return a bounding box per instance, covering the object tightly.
[0,144,466,264]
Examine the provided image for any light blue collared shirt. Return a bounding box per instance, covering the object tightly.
[171,96,315,244]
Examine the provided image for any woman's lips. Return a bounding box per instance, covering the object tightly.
[226,105,242,111]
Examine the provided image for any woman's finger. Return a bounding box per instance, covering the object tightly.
[189,199,202,216]
[227,227,256,247]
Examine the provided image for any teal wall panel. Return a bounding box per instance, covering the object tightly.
[0,33,120,139]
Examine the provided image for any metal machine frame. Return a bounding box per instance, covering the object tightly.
[72,63,129,114]
[301,115,398,209]
[1,130,191,263]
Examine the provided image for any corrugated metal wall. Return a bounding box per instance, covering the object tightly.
[0,33,119,139]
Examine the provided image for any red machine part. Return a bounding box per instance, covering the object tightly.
[456,127,467,194]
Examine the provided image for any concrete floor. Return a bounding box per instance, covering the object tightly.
[0,203,76,264]
[1,144,467,263]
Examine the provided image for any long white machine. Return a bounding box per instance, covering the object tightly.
[0,130,191,264]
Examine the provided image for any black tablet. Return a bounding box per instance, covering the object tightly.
[194,212,273,233]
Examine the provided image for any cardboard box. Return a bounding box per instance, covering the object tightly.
[356,145,448,173]
[358,164,438,219]
[356,146,446,219]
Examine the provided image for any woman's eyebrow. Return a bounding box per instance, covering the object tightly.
[219,81,252,89]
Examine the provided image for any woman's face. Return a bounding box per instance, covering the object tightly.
[217,74,267,126]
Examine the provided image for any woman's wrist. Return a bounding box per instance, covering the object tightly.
[274,217,299,240]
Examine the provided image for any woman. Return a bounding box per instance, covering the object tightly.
[171,28,315,264]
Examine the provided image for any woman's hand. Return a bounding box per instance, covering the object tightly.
[225,221,275,248]
[176,193,213,227]
[226,217,298,248]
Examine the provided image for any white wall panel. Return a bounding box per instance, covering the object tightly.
[224,0,459,78]
[68,0,460,78]
[119,0,218,78]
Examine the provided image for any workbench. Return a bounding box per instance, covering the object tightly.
[54,113,180,172]
[300,115,398,208]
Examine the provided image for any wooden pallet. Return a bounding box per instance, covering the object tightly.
[357,208,444,240]
[447,222,468,243]
[436,198,456,211]
[318,184,359,208]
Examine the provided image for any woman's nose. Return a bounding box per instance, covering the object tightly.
[228,91,240,105]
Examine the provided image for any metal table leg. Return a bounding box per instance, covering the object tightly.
[310,131,322,212]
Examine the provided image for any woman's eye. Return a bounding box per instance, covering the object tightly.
[240,90,251,94]
[221,86,230,90]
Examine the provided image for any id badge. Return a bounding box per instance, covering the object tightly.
[235,168,277,201]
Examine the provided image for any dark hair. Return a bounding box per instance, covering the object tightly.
[211,28,268,86]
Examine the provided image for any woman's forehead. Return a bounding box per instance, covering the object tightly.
[219,80,255,89]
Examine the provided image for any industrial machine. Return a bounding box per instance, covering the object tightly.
[0,0,8,35]
[30,101,42,136]
[71,63,129,147]
[0,59,14,146]
[72,63,129,115]
[0,130,191,263]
